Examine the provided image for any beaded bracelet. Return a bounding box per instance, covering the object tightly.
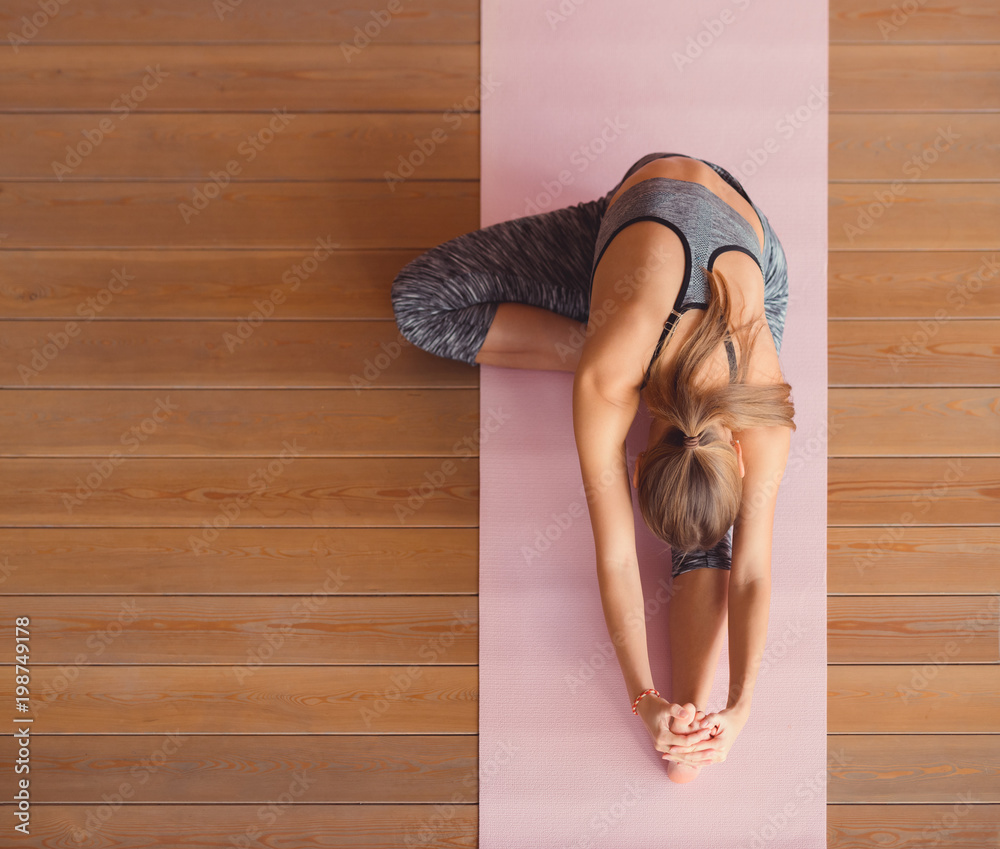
[631,687,660,715]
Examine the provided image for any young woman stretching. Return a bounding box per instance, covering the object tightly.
[391,152,796,784]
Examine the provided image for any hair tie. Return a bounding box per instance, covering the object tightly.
[682,433,700,449]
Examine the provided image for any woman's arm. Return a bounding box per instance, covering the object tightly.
[725,421,787,714]
[727,295,792,713]
[572,368,653,706]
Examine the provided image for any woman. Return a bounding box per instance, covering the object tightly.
[391,152,796,784]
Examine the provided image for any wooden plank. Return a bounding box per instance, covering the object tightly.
[0,389,481,456]
[829,389,1000,456]
[829,251,1000,318]
[830,45,1000,111]
[0,457,480,526]
[0,45,482,111]
[0,666,478,733]
[0,527,478,595]
[829,527,1000,594]
[20,805,479,849]
[829,320,999,385]
[830,183,1000,250]
[1,321,477,388]
[0,249,420,319]
[828,597,999,663]
[0,114,479,181]
[830,666,1000,732]
[0,596,477,664]
[0,0,478,43]
[828,458,998,525]
[831,0,1000,43]
[0,181,479,248]
[7,735,479,803]
[829,804,1000,849]
[831,114,1000,181]
[828,736,1000,803]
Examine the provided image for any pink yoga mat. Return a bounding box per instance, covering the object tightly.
[479,3,828,847]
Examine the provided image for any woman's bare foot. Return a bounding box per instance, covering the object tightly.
[665,703,707,784]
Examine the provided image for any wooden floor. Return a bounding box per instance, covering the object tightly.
[0,2,997,846]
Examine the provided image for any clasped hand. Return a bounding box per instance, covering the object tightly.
[638,695,748,767]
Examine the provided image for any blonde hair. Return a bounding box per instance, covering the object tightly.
[635,267,796,566]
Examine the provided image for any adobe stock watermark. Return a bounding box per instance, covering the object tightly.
[556,242,673,364]
[188,439,305,555]
[62,396,179,514]
[18,267,135,383]
[224,770,314,848]
[564,574,684,697]
[736,747,853,849]
[730,83,829,182]
[228,566,351,684]
[222,235,339,353]
[888,252,999,373]
[8,0,73,53]
[31,600,145,722]
[340,0,413,61]
[179,108,296,223]
[920,791,980,847]
[854,458,971,576]
[384,74,501,191]
[843,125,960,244]
[395,406,511,522]
[521,116,628,215]
[349,329,414,393]
[672,0,752,71]
[71,732,188,844]
[403,740,520,847]
[51,67,170,178]
[877,0,932,40]
[897,595,1000,705]
[359,608,476,728]
[565,781,645,849]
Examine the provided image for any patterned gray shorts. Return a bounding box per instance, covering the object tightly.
[390,153,788,368]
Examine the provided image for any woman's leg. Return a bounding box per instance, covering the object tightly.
[390,195,608,371]
[666,565,730,782]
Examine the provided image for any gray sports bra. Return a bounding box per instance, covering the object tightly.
[590,153,766,391]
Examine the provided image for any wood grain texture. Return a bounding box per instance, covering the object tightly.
[829,252,1000,318]
[828,736,1000,803]
[829,389,1000,456]
[0,113,479,181]
[0,527,478,594]
[0,181,480,248]
[831,0,1000,43]
[1,321,477,388]
[0,0,478,43]
[830,665,1000,732]
[0,45,482,111]
[0,249,421,319]
[828,527,1000,594]
[830,184,1000,250]
[3,596,478,664]
[18,805,479,849]
[0,389,481,456]
[830,115,1000,181]
[828,596,1000,663]
[17,594,991,665]
[829,320,999,385]
[830,45,1000,111]
[829,805,1000,849]
[0,457,480,526]
[19,803,1000,849]
[828,458,999,525]
[1,666,478,733]
[6,735,480,803]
